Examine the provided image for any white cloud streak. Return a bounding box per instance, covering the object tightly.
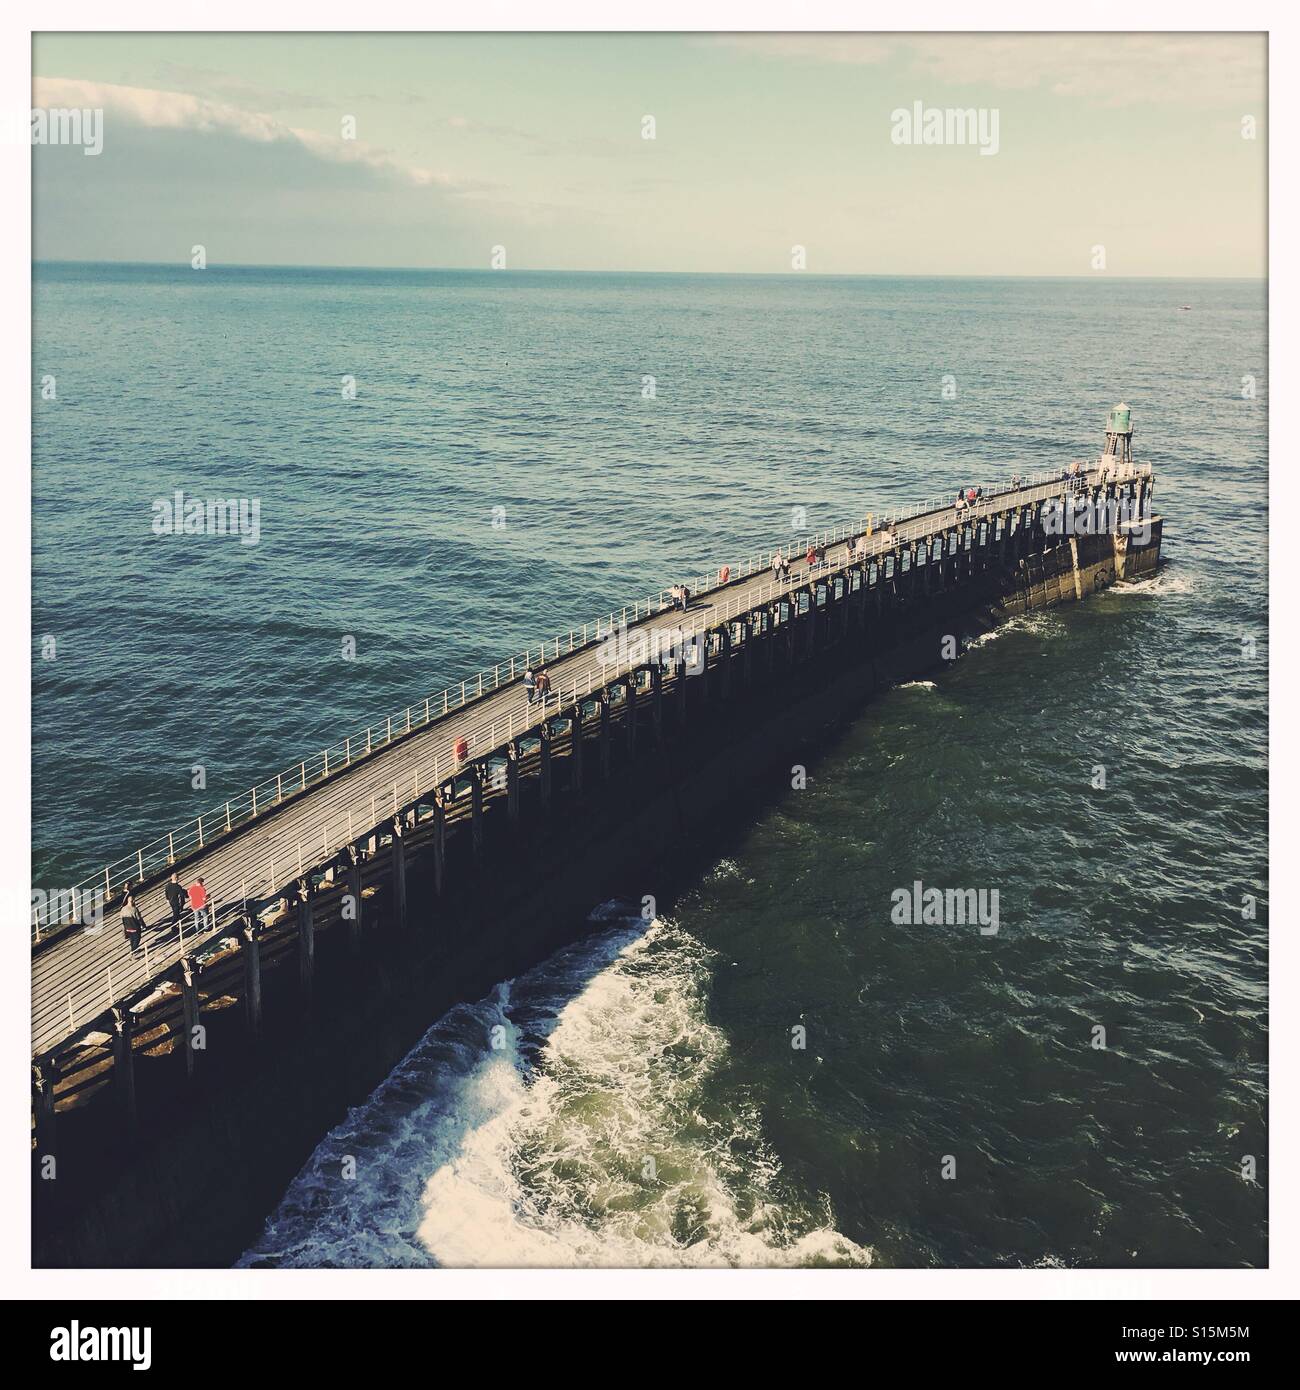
[709,33,1265,107]
[32,76,458,189]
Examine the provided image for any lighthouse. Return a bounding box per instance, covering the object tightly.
[1103,402,1133,464]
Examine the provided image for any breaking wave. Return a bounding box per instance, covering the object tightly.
[239,909,870,1269]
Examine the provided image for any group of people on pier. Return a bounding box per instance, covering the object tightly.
[954,485,984,518]
[523,665,553,704]
[769,525,893,587]
[119,873,213,952]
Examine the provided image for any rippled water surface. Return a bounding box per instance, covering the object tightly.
[34,266,1267,1266]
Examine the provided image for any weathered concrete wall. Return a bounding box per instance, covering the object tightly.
[34,515,1162,1267]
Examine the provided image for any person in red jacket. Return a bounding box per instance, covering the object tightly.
[187,877,210,932]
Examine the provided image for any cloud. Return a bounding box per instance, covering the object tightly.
[31,76,510,265]
[446,113,546,145]
[711,33,895,66]
[707,32,1265,107]
[30,74,611,267]
[442,113,624,161]
[149,62,335,113]
[905,34,1265,107]
[32,76,462,190]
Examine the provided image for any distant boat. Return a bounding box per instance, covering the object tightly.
[1179,304,1193,310]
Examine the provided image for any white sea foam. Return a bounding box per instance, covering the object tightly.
[967,610,1062,649]
[898,680,936,690]
[1111,569,1196,599]
[704,856,753,885]
[239,910,869,1269]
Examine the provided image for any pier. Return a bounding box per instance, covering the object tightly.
[32,448,1161,1263]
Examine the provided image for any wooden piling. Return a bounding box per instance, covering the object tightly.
[432,790,447,895]
[570,709,585,794]
[626,672,639,754]
[471,764,485,856]
[111,1005,137,1128]
[346,846,364,953]
[599,688,612,777]
[539,723,553,809]
[242,917,263,1040]
[506,744,520,824]
[180,955,200,1083]
[390,819,408,929]
[298,880,316,1004]
[33,1055,57,1164]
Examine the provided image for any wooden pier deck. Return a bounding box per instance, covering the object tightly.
[31,464,1147,1059]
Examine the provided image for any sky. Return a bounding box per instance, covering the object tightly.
[31,32,1267,276]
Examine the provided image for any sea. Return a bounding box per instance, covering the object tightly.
[32,264,1267,1267]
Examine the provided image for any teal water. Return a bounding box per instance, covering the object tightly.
[34,265,1267,1267]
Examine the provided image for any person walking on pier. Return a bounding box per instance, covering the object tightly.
[164,871,187,931]
[524,666,537,704]
[771,549,785,582]
[187,877,210,933]
[535,668,552,702]
[120,886,144,952]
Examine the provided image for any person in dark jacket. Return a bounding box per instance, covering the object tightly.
[164,872,187,931]
[121,888,143,953]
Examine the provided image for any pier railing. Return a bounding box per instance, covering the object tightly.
[31,460,1149,939]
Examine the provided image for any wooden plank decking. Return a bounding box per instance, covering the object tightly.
[32,466,1136,1058]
